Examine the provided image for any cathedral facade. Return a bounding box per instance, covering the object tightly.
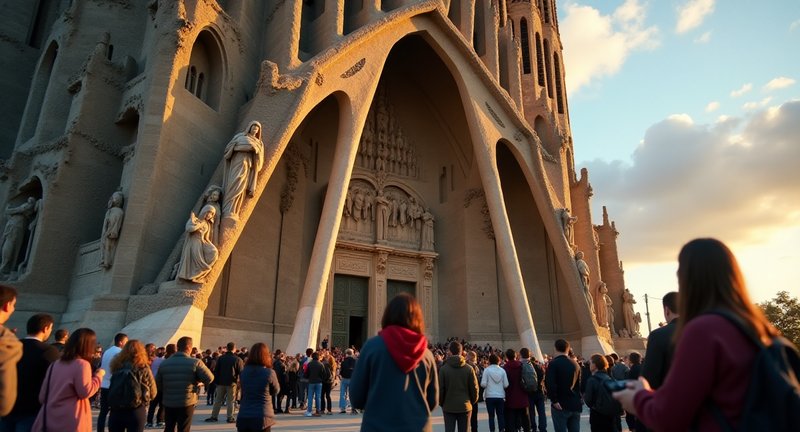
[0,0,640,358]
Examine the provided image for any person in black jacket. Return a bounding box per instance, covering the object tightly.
[624,352,642,432]
[304,352,325,417]
[544,339,582,432]
[338,348,357,413]
[272,351,287,413]
[206,342,244,423]
[641,292,679,390]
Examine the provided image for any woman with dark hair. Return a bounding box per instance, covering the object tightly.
[236,342,280,432]
[32,328,104,432]
[108,340,157,432]
[350,293,439,431]
[614,238,783,430]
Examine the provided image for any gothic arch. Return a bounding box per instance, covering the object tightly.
[185,28,226,110]
[19,41,58,143]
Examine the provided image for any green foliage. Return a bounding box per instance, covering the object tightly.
[758,291,800,348]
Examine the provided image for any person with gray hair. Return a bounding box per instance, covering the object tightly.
[339,348,357,413]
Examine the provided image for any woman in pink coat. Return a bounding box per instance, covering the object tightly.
[33,328,104,432]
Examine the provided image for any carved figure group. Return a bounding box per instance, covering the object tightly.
[0,197,39,277]
[177,204,219,283]
[355,87,418,177]
[223,121,265,218]
[203,185,223,245]
[99,192,125,269]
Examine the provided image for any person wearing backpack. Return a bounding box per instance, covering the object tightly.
[584,354,621,432]
[107,339,157,432]
[520,348,547,432]
[613,238,800,431]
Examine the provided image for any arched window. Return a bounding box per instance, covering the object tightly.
[544,38,553,98]
[543,0,551,23]
[535,33,545,87]
[185,66,197,93]
[19,42,58,143]
[185,30,224,110]
[196,73,205,99]
[473,0,486,56]
[554,53,564,113]
[520,19,531,74]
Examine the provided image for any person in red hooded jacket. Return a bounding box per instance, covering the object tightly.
[350,293,439,431]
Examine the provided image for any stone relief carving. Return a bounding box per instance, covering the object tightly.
[464,188,495,240]
[337,258,368,274]
[202,186,222,245]
[376,251,388,275]
[388,264,417,279]
[559,207,577,249]
[99,191,125,269]
[0,197,40,278]
[421,208,435,251]
[341,58,366,79]
[423,257,434,282]
[223,121,264,219]
[280,144,308,214]
[176,204,219,283]
[485,101,506,128]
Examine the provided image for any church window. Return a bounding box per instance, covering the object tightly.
[554,53,564,113]
[186,30,224,110]
[535,33,545,87]
[520,19,531,74]
[544,38,553,98]
[473,0,486,56]
[543,0,551,23]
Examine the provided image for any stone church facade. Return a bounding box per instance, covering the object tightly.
[0,0,642,358]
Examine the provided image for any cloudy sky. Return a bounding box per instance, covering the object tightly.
[558,0,800,330]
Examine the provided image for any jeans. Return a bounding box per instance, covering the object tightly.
[443,411,471,432]
[484,398,505,432]
[298,380,308,407]
[147,392,164,424]
[0,415,36,432]
[551,407,581,432]
[97,388,111,432]
[470,402,479,432]
[211,384,238,419]
[339,378,351,411]
[306,383,322,413]
[108,405,147,432]
[164,405,194,432]
[528,392,547,431]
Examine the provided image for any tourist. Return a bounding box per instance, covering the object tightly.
[613,238,783,430]
[284,356,299,413]
[203,351,218,405]
[465,350,482,432]
[1,313,58,430]
[583,354,619,432]
[624,352,642,431]
[0,285,21,418]
[641,292,679,390]
[439,341,479,432]
[503,349,531,432]
[272,350,286,413]
[98,333,128,431]
[350,293,439,431]
[303,352,325,417]
[155,336,214,432]
[609,353,628,380]
[528,355,547,432]
[108,340,157,432]
[32,328,104,432]
[481,353,508,432]
[545,339,582,432]
[320,351,337,415]
[339,348,357,413]
[50,328,68,353]
[146,344,165,428]
[206,342,244,423]
[236,342,280,432]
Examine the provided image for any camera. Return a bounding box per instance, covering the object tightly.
[603,379,628,392]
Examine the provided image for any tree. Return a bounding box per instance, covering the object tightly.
[758,291,800,348]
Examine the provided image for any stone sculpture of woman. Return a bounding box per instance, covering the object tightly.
[421,209,435,251]
[595,282,608,327]
[603,285,616,336]
[202,185,223,245]
[375,191,390,242]
[223,121,265,219]
[177,204,219,283]
[559,208,578,248]
[575,251,595,321]
[99,192,125,269]
[0,197,38,276]
[622,288,637,336]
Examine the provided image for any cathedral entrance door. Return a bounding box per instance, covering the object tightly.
[332,275,368,349]
[387,279,416,301]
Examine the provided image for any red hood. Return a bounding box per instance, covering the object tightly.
[379,325,428,373]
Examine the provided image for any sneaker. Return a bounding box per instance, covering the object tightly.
[227,417,236,423]
[156,423,164,428]
[204,417,218,422]
[145,424,153,428]
[340,409,347,414]
[304,412,313,417]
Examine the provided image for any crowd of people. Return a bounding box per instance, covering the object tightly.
[0,238,798,432]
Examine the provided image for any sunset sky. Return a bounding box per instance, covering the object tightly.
[558,0,800,331]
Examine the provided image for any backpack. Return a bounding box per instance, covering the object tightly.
[108,366,145,409]
[589,374,623,417]
[708,310,800,432]
[521,360,539,393]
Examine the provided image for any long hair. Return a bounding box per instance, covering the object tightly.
[676,238,778,343]
[111,340,150,372]
[62,328,97,363]
[381,292,425,334]
[247,342,273,368]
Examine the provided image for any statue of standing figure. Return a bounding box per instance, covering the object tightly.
[602,284,615,335]
[223,121,265,219]
[0,197,38,276]
[177,204,219,283]
[575,251,594,320]
[595,281,608,327]
[421,208,435,251]
[559,208,578,248]
[375,191,390,242]
[622,288,637,336]
[99,192,125,269]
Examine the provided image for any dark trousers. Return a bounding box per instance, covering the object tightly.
[206,382,217,404]
[236,427,271,432]
[589,409,618,432]
[625,412,638,431]
[528,392,547,431]
[484,398,505,432]
[505,407,531,432]
[164,405,194,432]
[551,408,581,432]
[0,415,36,432]
[470,402,479,432]
[108,405,147,432]
[97,388,111,432]
[321,382,333,413]
[443,411,471,432]
[147,392,164,424]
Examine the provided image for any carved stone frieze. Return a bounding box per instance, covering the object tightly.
[388,264,416,279]
[341,58,366,78]
[376,251,388,275]
[485,102,506,128]
[337,257,368,274]
[423,257,434,282]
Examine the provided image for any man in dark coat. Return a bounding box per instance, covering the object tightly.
[439,341,479,432]
[545,339,582,432]
[639,291,679,431]
[206,342,243,423]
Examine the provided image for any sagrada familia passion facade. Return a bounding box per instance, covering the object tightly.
[0,0,645,358]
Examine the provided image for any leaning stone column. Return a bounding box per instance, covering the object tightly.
[286,106,365,355]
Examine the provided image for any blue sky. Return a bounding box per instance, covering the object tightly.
[557,0,800,328]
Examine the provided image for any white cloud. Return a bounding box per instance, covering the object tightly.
[582,100,800,263]
[676,0,716,34]
[742,97,772,111]
[561,0,659,94]
[791,20,800,31]
[705,101,720,112]
[764,77,796,91]
[730,83,752,98]
[694,31,712,43]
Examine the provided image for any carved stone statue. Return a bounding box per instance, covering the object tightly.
[408,197,422,231]
[203,186,222,245]
[595,281,608,327]
[622,288,637,336]
[0,197,38,276]
[353,189,365,223]
[574,251,594,321]
[421,208,435,251]
[633,312,642,337]
[223,121,265,218]
[375,191,390,242]
[177,204,219,283]
[559,208,578,248]
[99,192,125,269]
[603,285,616,336]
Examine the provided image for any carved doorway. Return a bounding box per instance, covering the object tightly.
[387,279,416,301]
[331,275,368,349]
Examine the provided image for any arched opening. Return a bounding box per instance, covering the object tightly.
[544,38,553,98]
[520,18,531,74]
[19,41,58,143]
[473,0,486,56]
[554,53,564,113]
[343,0,363,35]
[186,29,224,110]
[535,33,545,87]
